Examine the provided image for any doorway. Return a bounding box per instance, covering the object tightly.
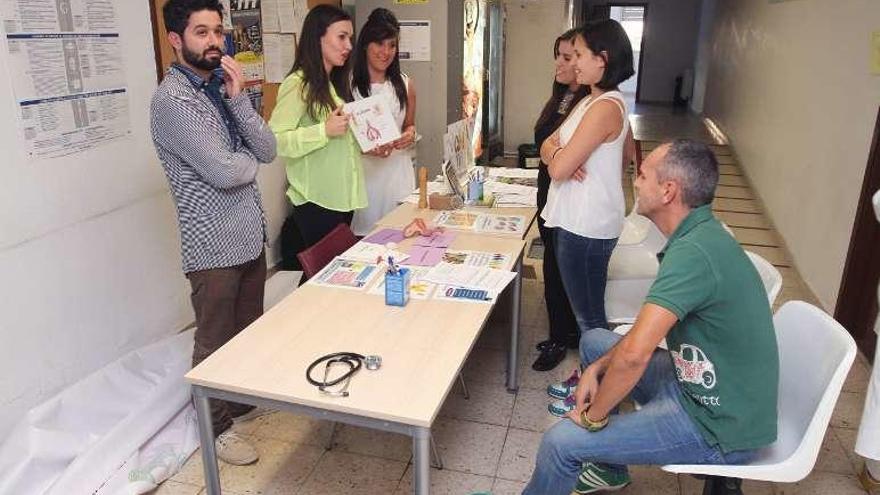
[609,5,646,108]
[835,107,880,362]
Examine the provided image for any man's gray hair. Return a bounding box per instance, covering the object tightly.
[657,139,719,208]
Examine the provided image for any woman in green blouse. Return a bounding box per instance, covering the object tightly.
[270,4,364,246]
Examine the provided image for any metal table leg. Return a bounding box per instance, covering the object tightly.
[507,255,523,393]
[413,427,431,494]
[193,386,221,494]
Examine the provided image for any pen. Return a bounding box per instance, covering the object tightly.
[388,255,398,275]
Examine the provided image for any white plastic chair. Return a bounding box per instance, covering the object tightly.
[607,205,666,324]
[605,248,660,324]
[745,251,782,306]
[618,210,667,252]
[662,301,857,492]
[608,244,775,325]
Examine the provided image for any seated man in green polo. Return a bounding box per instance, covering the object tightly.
[523,139,779,495]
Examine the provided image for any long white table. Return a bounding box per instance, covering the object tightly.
[187,228,532,494]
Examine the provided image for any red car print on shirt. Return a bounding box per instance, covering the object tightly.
[671,344,717,390]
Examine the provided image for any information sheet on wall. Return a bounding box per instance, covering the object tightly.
[398,20,430,62]
[0,0,131,159]
[260,0,303,83]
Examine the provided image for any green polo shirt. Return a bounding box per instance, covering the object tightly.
[645,205,778,453]
[270,71,366,212]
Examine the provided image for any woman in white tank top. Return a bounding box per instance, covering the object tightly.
[537,20,636,343]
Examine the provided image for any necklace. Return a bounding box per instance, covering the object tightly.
[558,91,575,115]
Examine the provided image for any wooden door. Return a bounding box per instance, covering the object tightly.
[835,107,880,362]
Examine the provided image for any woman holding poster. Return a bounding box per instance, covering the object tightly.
[348,8,417,236]
[270,5,364,247]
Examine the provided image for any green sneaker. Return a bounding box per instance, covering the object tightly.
[573,462,631,493]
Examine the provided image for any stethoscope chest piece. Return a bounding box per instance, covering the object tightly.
[364,355,382,370]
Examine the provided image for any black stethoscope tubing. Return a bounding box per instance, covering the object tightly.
[305,352,366,388]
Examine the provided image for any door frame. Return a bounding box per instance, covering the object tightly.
[834,106,880,362]
[606,2,648,103]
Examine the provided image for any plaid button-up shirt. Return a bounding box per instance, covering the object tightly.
[150,65,276,273]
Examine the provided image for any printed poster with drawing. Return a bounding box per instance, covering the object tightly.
[433,210,482,231]
[442,250,510,269]
[476,214,527,236]
[344,93,401,152]
[369,266,437,299]
[310,257,380,290]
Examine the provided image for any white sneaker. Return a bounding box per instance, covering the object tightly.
[215,431,259,466]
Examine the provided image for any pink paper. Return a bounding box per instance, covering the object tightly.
[363,228,406,245]
[414,231,457,248]
[403,246,446,266]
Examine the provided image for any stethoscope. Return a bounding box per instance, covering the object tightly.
[305,352,381,397]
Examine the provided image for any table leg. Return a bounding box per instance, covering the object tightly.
[507,255,523,393]
[193,386,222,495]
[413,427,431,494]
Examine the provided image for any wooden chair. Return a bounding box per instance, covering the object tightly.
[296,223,358,278]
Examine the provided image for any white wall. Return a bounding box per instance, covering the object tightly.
[352,0,449,176]
[690,0,715,114]
[0,3,289,438]
[636,0,702,103]
[502,0,568,153]
[702,0,880,310]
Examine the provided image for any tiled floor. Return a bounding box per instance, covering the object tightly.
[159,108,874,494]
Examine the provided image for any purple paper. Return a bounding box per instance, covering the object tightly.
[363,228,406,245]
[402,246,446,266]
[414,231,457,248]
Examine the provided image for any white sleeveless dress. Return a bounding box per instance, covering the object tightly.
[350,77,415,236]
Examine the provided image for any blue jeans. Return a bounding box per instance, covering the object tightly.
[555,229,617,333]
[523,329,756,495]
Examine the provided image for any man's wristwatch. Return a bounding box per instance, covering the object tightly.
[580,407,609,432]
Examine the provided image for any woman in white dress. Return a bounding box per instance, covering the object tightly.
[349,8,417,236]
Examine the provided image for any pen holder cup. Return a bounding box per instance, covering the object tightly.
[467,179,483,202]
[385,267,411,307]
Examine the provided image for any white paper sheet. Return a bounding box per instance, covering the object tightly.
[1,1,131,159]
[260,0,280,33]
[488,167,540,179]
[368,266,436,299]
[423,263,517,297]
[344,93,402,152]
[340,242,409,264]
[309,257,382,291]
[441,250,511,269]
[398,20,430,61]
[279,0,307,34]
[263,33,296,83]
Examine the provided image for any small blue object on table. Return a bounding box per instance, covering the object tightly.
[385,267,411,307]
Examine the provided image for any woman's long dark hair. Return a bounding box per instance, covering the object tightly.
[288,4,352,121]
[534,28,588,134]
[350,8,407,110]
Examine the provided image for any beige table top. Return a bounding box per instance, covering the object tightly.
[377,203,538,240]
[185,233,525,428]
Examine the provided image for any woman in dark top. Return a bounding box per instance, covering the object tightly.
[532,29,589,371]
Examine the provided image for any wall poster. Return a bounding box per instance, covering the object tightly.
[0,0,131,159]
[461,0,486,160]
[229,0,264,112]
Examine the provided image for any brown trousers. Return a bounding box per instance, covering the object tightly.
[188,251,266,436]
